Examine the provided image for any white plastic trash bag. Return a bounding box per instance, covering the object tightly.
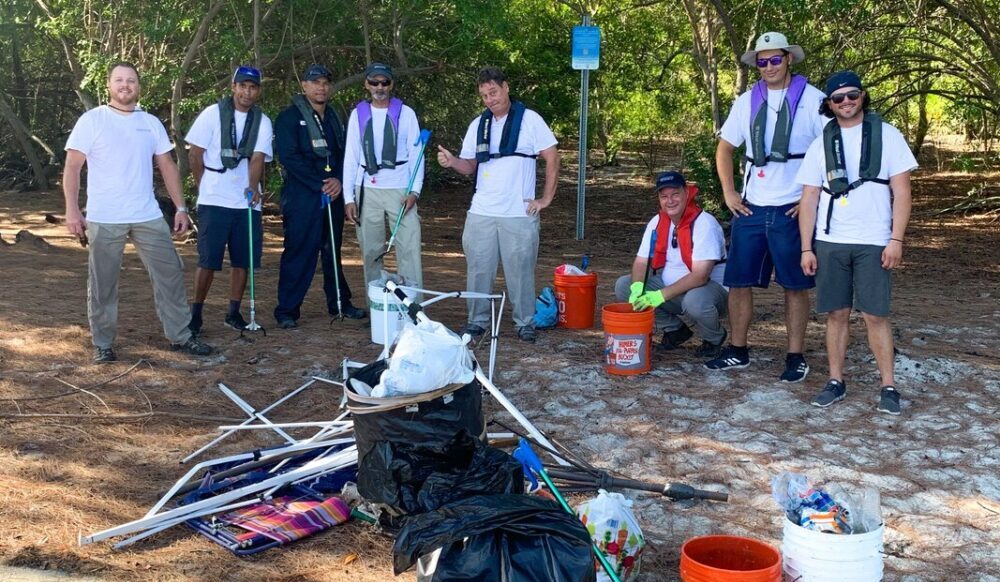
[372,320,474,398]
[577,489,645,582]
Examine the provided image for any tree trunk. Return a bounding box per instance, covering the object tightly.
[33,0,97,111]
[170,0,227,179]
[0,92,50,190]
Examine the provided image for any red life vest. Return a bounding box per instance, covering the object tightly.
[651,184,702,272]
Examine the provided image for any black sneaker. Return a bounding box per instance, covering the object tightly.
[277,319,298,329]
[171,336,214,356]
[517,326,537,343]
[812,379,847,407]
[225,311,248,331]
[659,324,694,350]
[331,303,367,320]
[877,386,901,415]
[94,347,117,363]
[780,353,810,383]
[704,346,750,370]
[188,314,203,338]
[462,323,487,339]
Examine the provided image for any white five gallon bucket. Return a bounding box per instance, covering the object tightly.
[781,518,884,581]
[367,282,406,345]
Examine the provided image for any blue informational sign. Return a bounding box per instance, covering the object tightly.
[571,25,601,70]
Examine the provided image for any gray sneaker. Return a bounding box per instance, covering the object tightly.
[462,323,486,339]
[517,326,537,343]
[877,386,901,415]
[171,336,214,356]
[94,347,117,363]
[812,379,847,407]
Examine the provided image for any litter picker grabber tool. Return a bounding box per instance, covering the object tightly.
[641,228,658,294]
[323,193,344,321]
[243,188,265,335]
[544,466,729,502]
[375,129,432,263]
[514,439,623,582]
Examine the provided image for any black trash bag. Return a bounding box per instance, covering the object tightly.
[416,440,524,511]
[348,360,486,513]
[393,494,597,582]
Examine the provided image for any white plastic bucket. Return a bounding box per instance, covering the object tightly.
[781,518,884,581]
[368,282,406,345]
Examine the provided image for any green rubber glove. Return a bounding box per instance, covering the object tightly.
[633,289,665,311]
[628,281,644,304]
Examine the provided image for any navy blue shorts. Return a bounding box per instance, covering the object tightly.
[195,204,263,271]
[723,202,815,290]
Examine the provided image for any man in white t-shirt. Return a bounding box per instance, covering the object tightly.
[797,70,916,415]
[185,65,274,334]
[707,31,827,384]
[343,62,424,290]
[63,62,213,362]
[614,172,729,358]
[437,66,560,343]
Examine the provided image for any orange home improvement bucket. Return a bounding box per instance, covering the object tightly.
[601,303,654,375]
[679,535,782,582]
[554,271,598,328]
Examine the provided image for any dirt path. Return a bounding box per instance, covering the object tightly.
[1,163,998,581]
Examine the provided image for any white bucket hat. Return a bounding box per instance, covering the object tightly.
[740,32,805,66]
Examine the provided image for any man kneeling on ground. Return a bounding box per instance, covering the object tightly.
[614,171,729,358]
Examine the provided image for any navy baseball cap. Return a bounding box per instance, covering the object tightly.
[655,171,687,191]
[303,63,332,81]
[364,62,393,80]
[232,65,262,85]
[825,70,863,97]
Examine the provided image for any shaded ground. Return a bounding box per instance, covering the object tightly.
[1,153,998,581]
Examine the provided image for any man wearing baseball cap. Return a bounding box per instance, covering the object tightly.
[273,63,365,328]
[343,62,425,291]
[185,65,273,335]
[708,32,827,382]
[614,171,729,357]
[796,70,916,415]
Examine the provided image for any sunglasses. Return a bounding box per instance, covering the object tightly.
[367,79,392,87]
[829,90,862,104]
[671,229,679,249]
[756,55,785,68]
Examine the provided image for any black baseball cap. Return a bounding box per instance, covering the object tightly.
[232,65,262,85]
[364,62,393,81]
[303,63,332,81]
[655,171,687,191]
[825,70,863,97]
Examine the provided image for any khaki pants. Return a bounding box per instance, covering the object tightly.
[462,212,539,329]
[87,219,192,348]
[355,186,422,291]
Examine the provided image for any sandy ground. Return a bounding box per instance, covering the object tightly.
[1,157,998,581]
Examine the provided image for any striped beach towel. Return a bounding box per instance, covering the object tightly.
[219,495,351,544]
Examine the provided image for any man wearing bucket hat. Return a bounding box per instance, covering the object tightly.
[185,65,273,335]
[614,171,728,358]
[273,63,366,328]
[796,71,916,415]
[343,62,424,291]
[707,32,827,382]
[436,66,560,343]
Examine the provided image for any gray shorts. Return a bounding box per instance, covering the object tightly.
[815,241,892,316]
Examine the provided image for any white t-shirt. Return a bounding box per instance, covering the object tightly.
[185,103,274,210]
[797,120,917,246]
[636,213,727,287]
[719,82,827,206]
[65,106,174,224]
[459,108,558,217]
[342,102,425,203]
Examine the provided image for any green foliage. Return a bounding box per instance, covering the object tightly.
[682,132,730,220]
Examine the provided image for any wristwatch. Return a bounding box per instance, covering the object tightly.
[176,206,189,213]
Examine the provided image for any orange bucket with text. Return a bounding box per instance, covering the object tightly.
[680,535,782,582]
[554,271,598,329]
[601,303,654,375]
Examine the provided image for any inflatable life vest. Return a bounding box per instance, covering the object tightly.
[356,98,406,175]
[821,112,890,234]
[292,94,345,158]
[475,100,537,163]
[209,97,262,173]
[651,184,701,272]
[747,74,809,167]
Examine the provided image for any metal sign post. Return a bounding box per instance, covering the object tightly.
[571,17,600,240]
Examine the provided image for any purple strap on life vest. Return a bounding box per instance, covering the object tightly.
[749,74,808,126]
[356,97,403,138]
